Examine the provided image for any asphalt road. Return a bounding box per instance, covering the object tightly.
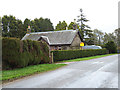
[2,54,118,88]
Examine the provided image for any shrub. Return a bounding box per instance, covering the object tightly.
[51,49,108,62]
[104,41,117,53]
[2,37,21,69]
[2,37,49,70]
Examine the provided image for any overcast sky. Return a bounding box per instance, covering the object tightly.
[0,0,119,33]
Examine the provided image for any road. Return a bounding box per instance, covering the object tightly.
[2,54,118,88]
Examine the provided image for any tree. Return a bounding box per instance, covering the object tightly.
[32,17,54,32]
[24,18,32,31]
[0,18,1,36]
[32,18,40,32]
[2,15,25,38]
[0,17,1,65]
[103,32,117,45]
[92,29,104,45]
[16,19,25,38]
[114,28,120,47]
[55,21,67,30]
[43,18,54,31]
[2,15,54,38]
[84,29,94,45]
[61,21,67,30]
[77,8,91,40]
[68,22,74,29]
[68,21,79,30]
[7,15,17,37]
[2,15,9,37]
[105,41,117,53]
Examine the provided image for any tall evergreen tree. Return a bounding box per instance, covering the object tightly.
[77,8,91,41]
[0,18,1,35]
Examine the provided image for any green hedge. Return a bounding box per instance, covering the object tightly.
[51,49,108,62]
[2,37,49,70]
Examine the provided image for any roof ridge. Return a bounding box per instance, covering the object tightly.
[30,30,78,34]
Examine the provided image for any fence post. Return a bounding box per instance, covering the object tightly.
[52,52,53,63]
[49,46,53,63]
[49,51,54,63]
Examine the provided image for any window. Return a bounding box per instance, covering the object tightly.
[58,46,61,50]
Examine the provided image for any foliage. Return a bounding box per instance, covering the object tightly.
[103,32,117,45]
[0,17,2,33]
[114,28,120,47]
[51,49,108,62]
[2,15,54,39]
[68,22,74,29]
[92,29,118,46]
[2,15,25,39]
[92,29,104,45]
[83,29,94,45]
[32,18,54,32]
[68,22,79,30]
[104,41,117,53]
[55,21,67,30]
[77,9,91,40]
[2,37,49,70]
[2,64,66,81]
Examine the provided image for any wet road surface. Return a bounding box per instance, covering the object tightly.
[2,54,118,88]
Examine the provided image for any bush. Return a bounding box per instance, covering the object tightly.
[104,41,117,53]
[2,37,49,70]
[51,49,108,62]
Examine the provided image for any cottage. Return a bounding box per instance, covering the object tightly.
[22,30,83,51]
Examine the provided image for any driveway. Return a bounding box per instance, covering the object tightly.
[2,54,118,88]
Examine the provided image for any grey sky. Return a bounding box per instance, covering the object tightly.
[0,0,119,33]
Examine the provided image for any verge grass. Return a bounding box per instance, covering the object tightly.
[2,64,66,82]
[1,53,117,82]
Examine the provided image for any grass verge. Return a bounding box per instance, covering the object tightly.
[57,54,117,62]
[1,64,66,82]
[1,53,117,82]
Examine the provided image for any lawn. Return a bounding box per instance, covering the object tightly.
[1,64,66,82]
[57,54,117,62]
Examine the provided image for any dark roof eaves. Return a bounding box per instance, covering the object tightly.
[49,44,71,46]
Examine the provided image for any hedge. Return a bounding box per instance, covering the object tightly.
[51,49,108,62]
[2,37,49,70]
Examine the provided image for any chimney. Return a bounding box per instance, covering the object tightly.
[73,19,77,30]
[27,25,31,33]
[73,24,77,30]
